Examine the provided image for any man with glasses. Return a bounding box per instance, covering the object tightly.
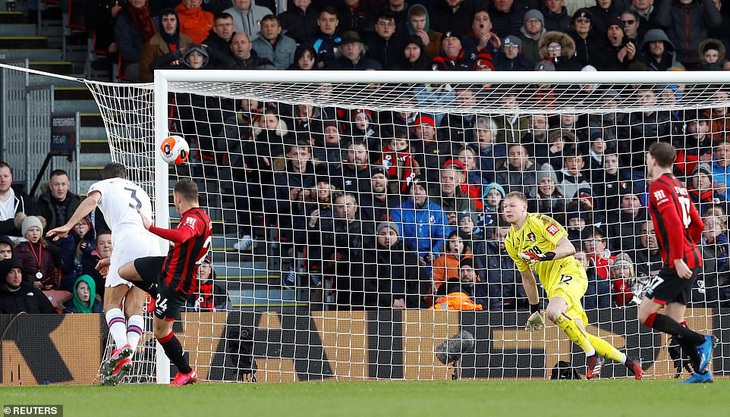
[567,8,604,68]
[365,11,403,69]
[620,9,643,45]
[204,13,236,57]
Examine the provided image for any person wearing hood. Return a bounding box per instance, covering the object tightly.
[397,35,430,69]
[139,8,194,82]
[0,257,56,314]
[494,34,533,70]
[151,43,236,70]
[406,4,443,61]
[639,28,676,70]
[698,38,727,70]
[64,274,103,313]
[653,0,722,69]
[538,30,582,70]
[519,9,546,66]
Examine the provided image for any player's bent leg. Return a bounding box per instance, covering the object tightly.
[546,296,595,356]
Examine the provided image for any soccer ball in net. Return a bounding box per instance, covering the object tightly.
[160,135,189,165]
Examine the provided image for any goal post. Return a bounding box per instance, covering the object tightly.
[95,69,730,382]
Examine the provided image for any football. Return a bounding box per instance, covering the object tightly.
[160,135,189,165]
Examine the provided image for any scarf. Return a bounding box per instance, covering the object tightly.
[129,2,157,43]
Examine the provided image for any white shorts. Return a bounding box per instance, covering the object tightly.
[105,230,167,288]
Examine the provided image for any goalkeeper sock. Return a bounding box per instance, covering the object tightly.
[105,308,128,349]
[159,331,192,374]
[126,315,145,359]
[586,334,626,363]
[554,313,595,356]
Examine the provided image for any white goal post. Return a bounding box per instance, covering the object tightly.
[88,69,730,382]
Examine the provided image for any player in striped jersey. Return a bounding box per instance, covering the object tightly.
[641,142,716,384]
[119,178,212,386]
[503,191,642,380]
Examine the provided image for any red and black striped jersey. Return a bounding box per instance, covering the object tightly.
[149,207,212,295]
[647,173,703,270]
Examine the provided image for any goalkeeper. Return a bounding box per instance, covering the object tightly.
[502,191,642,380]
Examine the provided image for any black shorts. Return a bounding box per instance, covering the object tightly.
[133,256,188,321]
[644,266,700,305]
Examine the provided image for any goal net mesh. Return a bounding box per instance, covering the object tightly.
[84,74,729,382]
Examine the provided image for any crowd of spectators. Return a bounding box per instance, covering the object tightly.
[74,0,730,80]
[160,81,730,311]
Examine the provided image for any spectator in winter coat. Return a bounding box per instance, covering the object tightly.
[653,0,722,69]
[0,257,56,314]
[139,8,194,82]
[494,35,533,70]
[698,38,727,70]
[639,28,677,70]
[252,15,297,69]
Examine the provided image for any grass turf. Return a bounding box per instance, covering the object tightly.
[1,379,727,417]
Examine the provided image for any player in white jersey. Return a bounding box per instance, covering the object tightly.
[47,163,165,385]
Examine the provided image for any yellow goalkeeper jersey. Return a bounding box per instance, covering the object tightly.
[504,212,585,295]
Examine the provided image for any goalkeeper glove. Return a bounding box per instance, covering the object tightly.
[525,305,545,331]
[518,251,555,264]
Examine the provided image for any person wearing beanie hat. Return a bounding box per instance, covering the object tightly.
[501,192,643,380]
[566,8,604,68]
[494,34,533,71]
[689,162,723,214]
[398,34,431,70]
[520,9,547,66]
[431,31,472,71]
[0,257,56,314]
[611,252,638,307]
[368,213,428,309]
[529,169,567,215]
[604,17,636,70]
[15,215,57,290]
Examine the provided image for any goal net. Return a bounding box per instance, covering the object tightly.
[83,70,729,382]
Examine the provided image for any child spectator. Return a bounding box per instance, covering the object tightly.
[455,145,484,188]
[0,235,13,260]
[15,216,58,290]
[458,212,486,280]
[482,182,506,228]
[58,217,96,292]
[528,169,567,216]
[83,230,113,298]
[611,252,638,307]
[430,230,472,297]
[379,132,419,193]
[698,38,726,70]
[689,163,727,215]
[63,274,104,313]
[583,226,615,284]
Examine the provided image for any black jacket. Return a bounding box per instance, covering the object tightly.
[0,281,57,314]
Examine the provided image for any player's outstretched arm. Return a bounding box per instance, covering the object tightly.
[46,192,101,241]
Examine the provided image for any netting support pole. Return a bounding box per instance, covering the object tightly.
[154,70,171,384]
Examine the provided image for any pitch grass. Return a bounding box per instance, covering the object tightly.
[1,379,727,417]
